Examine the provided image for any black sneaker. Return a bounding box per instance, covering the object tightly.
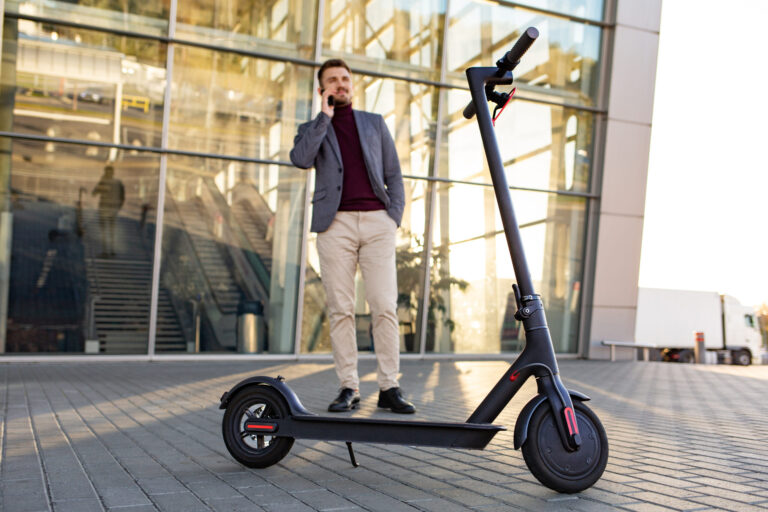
[377,387,416,414]
[328,388,360,412]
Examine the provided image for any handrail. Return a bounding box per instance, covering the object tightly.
[200,178,270,302]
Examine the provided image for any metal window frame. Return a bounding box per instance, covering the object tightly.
[146,0,178,357]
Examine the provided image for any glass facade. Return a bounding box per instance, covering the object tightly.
[0,0,605,356]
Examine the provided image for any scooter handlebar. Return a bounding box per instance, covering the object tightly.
[499,27,539,71]
[462,101,477,120]
[462,27,539,119]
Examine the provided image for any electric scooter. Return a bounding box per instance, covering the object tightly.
[219,27,609,494]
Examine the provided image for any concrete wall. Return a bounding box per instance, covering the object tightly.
[587,0,663,359]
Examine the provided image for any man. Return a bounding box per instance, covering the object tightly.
[290,59,415,414]
[91,165,125,258]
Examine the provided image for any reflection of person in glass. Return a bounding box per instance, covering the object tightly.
[91,165,125,258]
[290,59,414,414]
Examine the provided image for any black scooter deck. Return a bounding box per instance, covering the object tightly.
[245,414,506,449]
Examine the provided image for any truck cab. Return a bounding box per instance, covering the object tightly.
[721,295,762,365]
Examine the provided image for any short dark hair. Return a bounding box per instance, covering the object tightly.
[317,58,351,84]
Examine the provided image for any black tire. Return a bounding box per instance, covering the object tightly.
[222,386,294,468]
[732,349,751,366]
[522,401,608,493]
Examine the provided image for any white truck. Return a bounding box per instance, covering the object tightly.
[635,288,763,365]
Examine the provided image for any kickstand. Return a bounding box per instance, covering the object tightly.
[346,442,360,468]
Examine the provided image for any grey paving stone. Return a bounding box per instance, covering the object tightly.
[291,489,360,511]
[186,478,242,500]
[261,501,316,512]
[152,491,210,512]
[238,483,297,505]
[2,477,51,512]
[97,486,152,509]
[106,506,157,512]
[347,491,422,512]
[135,476,187,496]
[206,496,267,512]
[216,471,269,488]
[389,497,468,512]
[52,498,104,512]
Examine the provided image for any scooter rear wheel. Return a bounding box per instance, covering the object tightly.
[222,385,294,468]
[522,400,608,493]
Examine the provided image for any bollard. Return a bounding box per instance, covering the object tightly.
[694,331,705,364]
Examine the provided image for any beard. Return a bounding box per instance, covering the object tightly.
[332,92,351,107]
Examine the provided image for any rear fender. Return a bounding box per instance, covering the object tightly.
[513,390,589,450]
[219,376,313,416]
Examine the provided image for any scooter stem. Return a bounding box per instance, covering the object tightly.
[465,66,536,297]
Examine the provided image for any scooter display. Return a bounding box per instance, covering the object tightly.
[219,27,608,494]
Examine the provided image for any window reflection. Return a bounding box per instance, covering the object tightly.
[1,138,160,353]
[170,46,314,161]
[516,0,604,21]
[9,21,165,150]
[353,75,437,177]
[322,0,446,82]
[441,90,594,193]
[301,177,429,354]
[6,0,169,36]
[159,156,304,354]
[428,184,585,353]
[446,1,602,107]
[176,0,318,61]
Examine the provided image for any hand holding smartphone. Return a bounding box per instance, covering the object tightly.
[320,88,335,118]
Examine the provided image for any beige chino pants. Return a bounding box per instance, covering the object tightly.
[317,210,400,391]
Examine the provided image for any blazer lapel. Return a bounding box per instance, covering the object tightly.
[326,124,343,167]
[353,110,375,173]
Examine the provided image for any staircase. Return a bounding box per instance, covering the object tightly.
[81,208,186,353]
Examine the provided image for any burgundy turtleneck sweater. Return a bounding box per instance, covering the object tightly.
[332,104,385,211]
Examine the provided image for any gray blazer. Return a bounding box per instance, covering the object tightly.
[289,110,405,233]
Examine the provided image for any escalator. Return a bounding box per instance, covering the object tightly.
[160,174,273,352]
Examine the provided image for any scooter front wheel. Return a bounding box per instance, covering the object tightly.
[222,386,294,468]
[522,400,608,493]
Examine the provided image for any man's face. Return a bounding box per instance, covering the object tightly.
[318,66,353,106]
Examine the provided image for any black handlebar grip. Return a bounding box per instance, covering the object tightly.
[463,27,539,119]
[501,27,539,69]
[463,100,477,119]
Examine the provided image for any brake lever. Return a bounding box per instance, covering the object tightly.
[492,88,516,126]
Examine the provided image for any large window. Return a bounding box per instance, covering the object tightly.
[428,185,586,353]
[445,1,603,107]
[1,0,605,355]
[158,156,305,354]
[0,137,160,354]
[322,0,446,82]
[176,0,318,61]
[441,91,595,193]
[169,46,315,160]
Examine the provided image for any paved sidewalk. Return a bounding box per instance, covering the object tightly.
[2,359,767,512]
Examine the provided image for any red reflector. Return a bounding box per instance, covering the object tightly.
[245,423,276,432]
[509,371,520,382]
[564,407,579,436]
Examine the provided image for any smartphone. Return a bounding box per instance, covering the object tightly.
[321,88,334,107]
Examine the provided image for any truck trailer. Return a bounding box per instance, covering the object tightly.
[634,288,762,365]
